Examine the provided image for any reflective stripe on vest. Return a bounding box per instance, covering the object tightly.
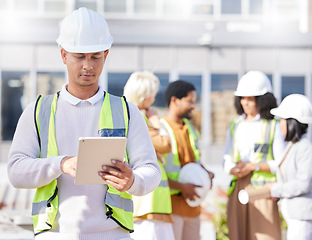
[160,118,200,195]
[33,92,133,235]
[227,118,277,195]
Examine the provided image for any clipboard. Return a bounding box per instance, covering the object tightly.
[75,137,127,185]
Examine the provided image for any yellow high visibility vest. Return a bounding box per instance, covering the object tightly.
[227,118,277,196]
[160,118,201,195]
[132,112,172,217]
[32,92,134,236]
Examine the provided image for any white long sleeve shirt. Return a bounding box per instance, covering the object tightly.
[223,114,286,175]
[7,84,161,240]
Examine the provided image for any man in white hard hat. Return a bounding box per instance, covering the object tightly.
[7,7,161,240]
[160,80,214,240]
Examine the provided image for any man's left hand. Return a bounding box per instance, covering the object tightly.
[98,160,134,192]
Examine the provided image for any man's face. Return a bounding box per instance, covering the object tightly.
[176,90,197,119]
[61,49,108,88]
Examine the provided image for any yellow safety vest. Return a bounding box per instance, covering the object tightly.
[32,92,134,235]
[132,112,172,217]
[227,118,277,196]
[160,118,200,195]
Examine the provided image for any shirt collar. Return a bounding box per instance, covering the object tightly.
[60,84,105,106]
[239,113,261,121]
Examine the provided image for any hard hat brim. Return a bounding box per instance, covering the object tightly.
[234,89,271,97]
[271,108,312,124]
[57,36,113,53]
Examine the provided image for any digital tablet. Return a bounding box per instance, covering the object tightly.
[75,137,127,185]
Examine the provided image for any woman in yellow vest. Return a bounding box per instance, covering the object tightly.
[123,71,175,240]
[223,71,286,240]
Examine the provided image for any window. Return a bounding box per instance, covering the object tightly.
[210,74,238,144]
[104,0,126,13]
[45,0,66,13]
[154,73,169,107]
[0,0,7,10]
[221,0,241,14]
[1,71,27,140]
[250,0,263,15]
[134,0,156,14]
[37,72,66,96]
[107,72,131,97]
[15,0,38,11]
[179,74,202,105]
[75,0,97,11]
[281,76,305,100]
[211,74,237,91]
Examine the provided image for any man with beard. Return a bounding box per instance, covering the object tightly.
[160,80,212,240]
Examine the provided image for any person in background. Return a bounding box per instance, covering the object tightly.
[223,71,286,240]
[161,80,214,240]
[7,8,161,240]
[267,94,312,240]
[123,71,174,240]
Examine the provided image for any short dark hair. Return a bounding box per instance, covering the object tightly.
[164,80,196,106]
[234,93,277,120]
[285,118,308,143]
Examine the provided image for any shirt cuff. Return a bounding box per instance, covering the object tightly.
[54,155,66,174]
[126,174,140,195]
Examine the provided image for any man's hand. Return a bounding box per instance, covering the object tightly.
[181,183,201,201]
[98,160,134,192]
[61,156,77,178]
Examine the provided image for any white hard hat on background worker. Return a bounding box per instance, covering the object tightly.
[56,7,113,53]
[235,71,272,97]
[270,94,312,124]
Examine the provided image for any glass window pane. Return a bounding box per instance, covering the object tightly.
[221,0,241,14]
[37,72,66,96]
[134,0,156,14]
[154,73,169,107]
[211,74,238,91]
[281,76,305,100]
[250,0,262,14]
[0,0,7,10]
[192,4,213,15]
[108,72,131,97]
[45,1,66,13]
[1,71,27,140]
[179,75,202,105]
[105,0,126,13]
[15,0,38,11]
[76,1,97,11]
[211,74,237,144]
[163,0,188,16]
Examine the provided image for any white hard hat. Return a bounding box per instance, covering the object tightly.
[178,163,211,207]
[56,7,113,53]
[270,94,312,124]
[234,71,272,97]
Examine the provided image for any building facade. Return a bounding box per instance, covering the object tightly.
[1,0,312,163]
